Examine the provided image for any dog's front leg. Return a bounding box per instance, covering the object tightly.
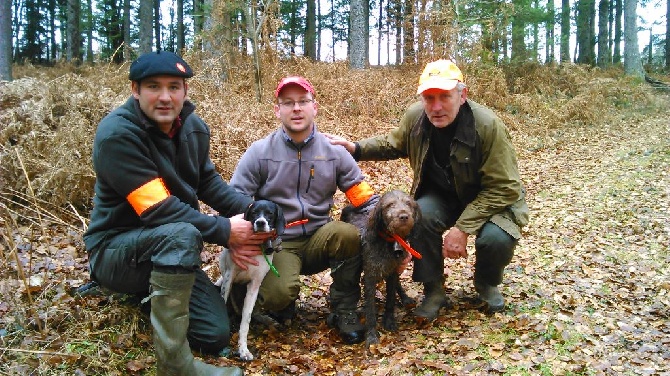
[238,277,262,361]
[363,275,381,347]
[382,273,399,332]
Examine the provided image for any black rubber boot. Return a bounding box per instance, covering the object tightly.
[328,256,364,344]
[414,279,450,322]
[474,281,504,313]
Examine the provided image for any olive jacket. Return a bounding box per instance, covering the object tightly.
[356,100,529,238]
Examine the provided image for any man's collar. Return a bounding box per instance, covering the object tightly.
[281,124,316,147]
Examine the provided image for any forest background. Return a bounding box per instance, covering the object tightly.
[1,0,670,375]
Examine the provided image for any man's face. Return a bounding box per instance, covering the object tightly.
[274,84,317,141]
[132,75,187,133]
[420,87,467,128]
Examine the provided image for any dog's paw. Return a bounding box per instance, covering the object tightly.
[382,317,398,332]
[238,347,254,361]
[365,330,380,351]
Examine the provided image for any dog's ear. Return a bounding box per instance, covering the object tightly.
[412,199,422,223]
[244,201,256,221]
[273,203,286,235]
[368,198,385,232]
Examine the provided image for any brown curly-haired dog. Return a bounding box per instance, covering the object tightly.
[342,190,421,347]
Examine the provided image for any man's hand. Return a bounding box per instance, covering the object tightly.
[227,214,272,270]
[443,227,469,259]
[323,133,356,155]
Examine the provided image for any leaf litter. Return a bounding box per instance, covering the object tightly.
[1,61,669,375]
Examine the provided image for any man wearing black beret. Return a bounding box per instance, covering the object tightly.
[83,51,264,375]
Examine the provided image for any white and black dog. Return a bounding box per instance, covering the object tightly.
[215,199,285,361]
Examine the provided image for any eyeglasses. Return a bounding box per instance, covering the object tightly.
[278,99,314,109]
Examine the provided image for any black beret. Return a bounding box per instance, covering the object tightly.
[128,51,194,81]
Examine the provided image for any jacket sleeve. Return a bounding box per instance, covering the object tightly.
[95,131,243,247]
[455,118,524,235]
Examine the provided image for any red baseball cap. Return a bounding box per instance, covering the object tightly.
[274,76,316,98]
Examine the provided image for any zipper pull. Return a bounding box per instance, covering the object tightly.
[306,164,314,193]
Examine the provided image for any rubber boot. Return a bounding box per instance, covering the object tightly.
[327,256,364,344]
[474,281,505,313]
[148,271,244,376]
[414,279,450,322]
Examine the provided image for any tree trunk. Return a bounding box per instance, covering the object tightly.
[66,0,81,63]
[350,0,368,68]
[597,0,610,67]
[317,0,322,60]
[87,0,93,62]
[304,0,316,59]
[402,0,414,63]
[575,0,595,65]
[546,0,555,63]
[394,0,401,64]
[666,0,669,69]
[154,0,161,51]
[139,0,153,53]
[124,0,131,60]
[177,0,184,53]
[560,0,571,62]
[49,0,57,60]
[0,0,12,81]
[511,0,528,62]
[377,0,383,65]
[613,0,622,63]
[623,0,643,76]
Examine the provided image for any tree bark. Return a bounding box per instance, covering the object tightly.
[154,0,161,51]
[623,0,643,76]
[0,0,12,81]
[350,0,368,68]
[597,0,610,67]
[560,0,571,62]
[666,0,670,69]
[177,0,184,53]
[613,0,622,63]
[124,0,131,60]
[305,0,316,59]
[66,0,81,63]
[139,0,153,53]
[546,0,555,63]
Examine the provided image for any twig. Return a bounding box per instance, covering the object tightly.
[68,202,88,232]
[14,148,46,238]
[0,347,83,358]
[0,204,44,332]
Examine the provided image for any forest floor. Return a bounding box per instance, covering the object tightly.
[1,90,669,375]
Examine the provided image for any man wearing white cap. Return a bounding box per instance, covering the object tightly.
[328,60,529,318]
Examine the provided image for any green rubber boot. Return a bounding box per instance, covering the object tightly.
[148,271,244,376]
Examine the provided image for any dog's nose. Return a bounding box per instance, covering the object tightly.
[399,213,409,221]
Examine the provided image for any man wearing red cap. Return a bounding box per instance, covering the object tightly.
[84,51,267,375]
[328,60,529,318]
[229,76,379,344]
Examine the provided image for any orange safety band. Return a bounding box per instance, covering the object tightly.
[127,177,170,215]
[344,181,374,208]
[286,219,309,228]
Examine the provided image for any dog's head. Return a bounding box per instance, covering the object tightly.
[245,199,286,236]
[369,190,421,240]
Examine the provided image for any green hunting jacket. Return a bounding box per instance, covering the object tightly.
[356,100,529,239]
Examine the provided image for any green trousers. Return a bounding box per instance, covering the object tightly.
[256,220,362,313]
[87,222,231,355]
